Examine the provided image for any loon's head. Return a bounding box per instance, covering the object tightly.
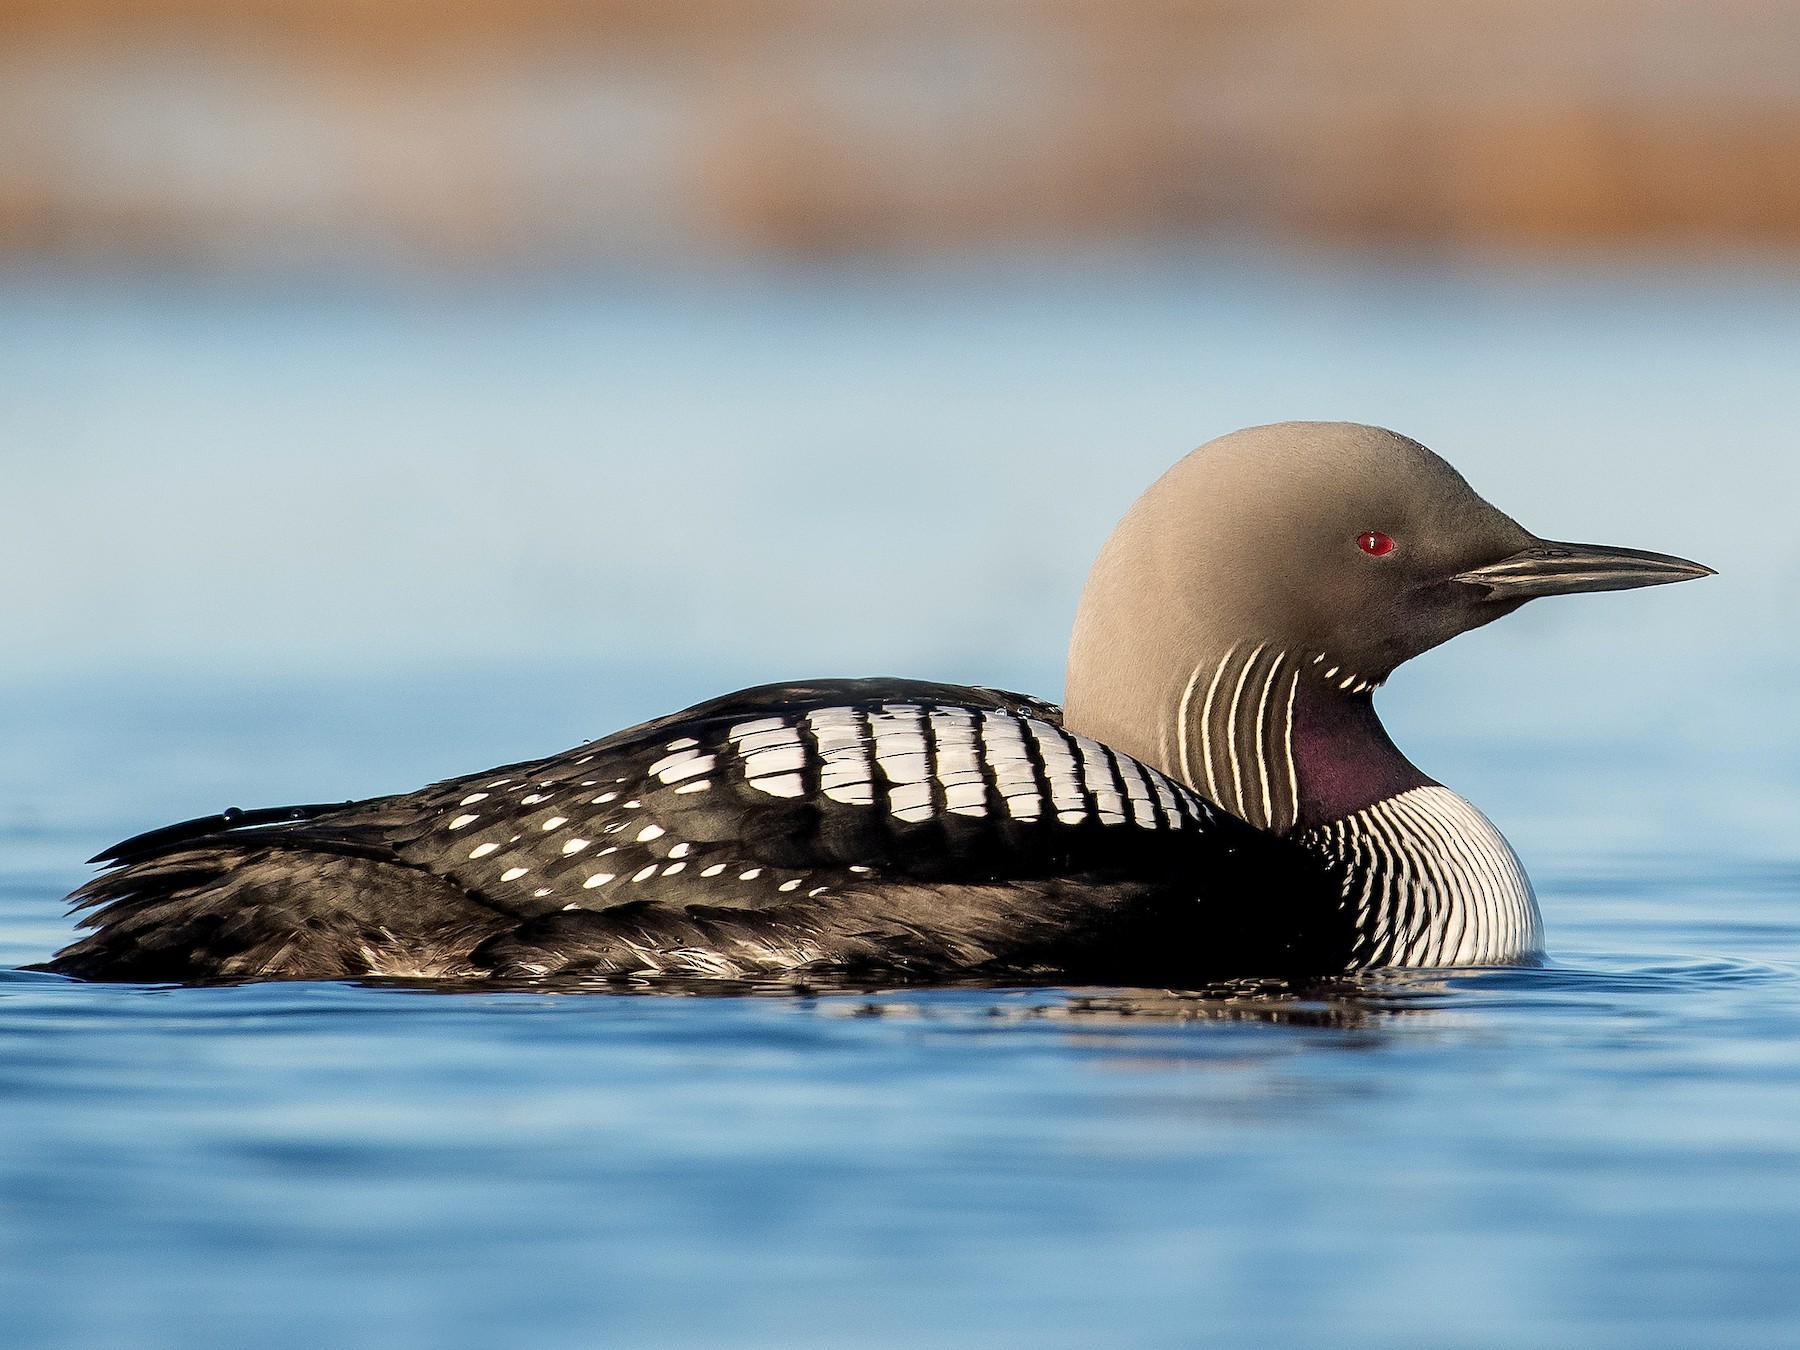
[1064,421,1712,829]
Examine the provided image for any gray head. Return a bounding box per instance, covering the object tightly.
[1064,422,1711,831]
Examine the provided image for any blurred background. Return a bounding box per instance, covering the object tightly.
[4,0,1800,264]
[1,1,1796,856]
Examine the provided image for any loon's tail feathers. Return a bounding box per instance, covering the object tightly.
[88,801,360,866]
[45,836,510,983]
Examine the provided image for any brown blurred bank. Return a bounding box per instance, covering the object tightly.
[1,0,1797,266]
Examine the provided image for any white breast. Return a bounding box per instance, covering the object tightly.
[1299,786,1543,967]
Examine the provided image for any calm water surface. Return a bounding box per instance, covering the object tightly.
[4,263,1800,1347]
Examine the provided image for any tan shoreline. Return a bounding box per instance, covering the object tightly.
[3,0,1797,263]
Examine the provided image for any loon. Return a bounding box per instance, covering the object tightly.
[42,422,1711,986]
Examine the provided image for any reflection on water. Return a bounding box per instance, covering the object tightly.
[7,851,1800,1347]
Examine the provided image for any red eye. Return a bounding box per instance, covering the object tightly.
[1358,531,1395,557]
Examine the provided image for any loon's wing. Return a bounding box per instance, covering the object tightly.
[46,679,1344,985]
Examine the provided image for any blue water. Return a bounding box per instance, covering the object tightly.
[5,258,1800,1347]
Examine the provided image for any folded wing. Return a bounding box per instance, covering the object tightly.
[47,679,1346,984]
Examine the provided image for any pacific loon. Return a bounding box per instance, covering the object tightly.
[41,422,1712,986]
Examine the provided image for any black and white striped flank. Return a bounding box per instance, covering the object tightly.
[721,703,1199,830]
[416,695,1220,928]
[1299,786,1542,967]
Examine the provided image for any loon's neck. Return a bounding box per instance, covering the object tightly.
[1299,788,1543,966]
[1287,679,1431,829]
[1289,687,1543,965]
[1067,640,1426,835]
[1064,641,1543,965]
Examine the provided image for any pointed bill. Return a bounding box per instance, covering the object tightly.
[1451,541,1715,600]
